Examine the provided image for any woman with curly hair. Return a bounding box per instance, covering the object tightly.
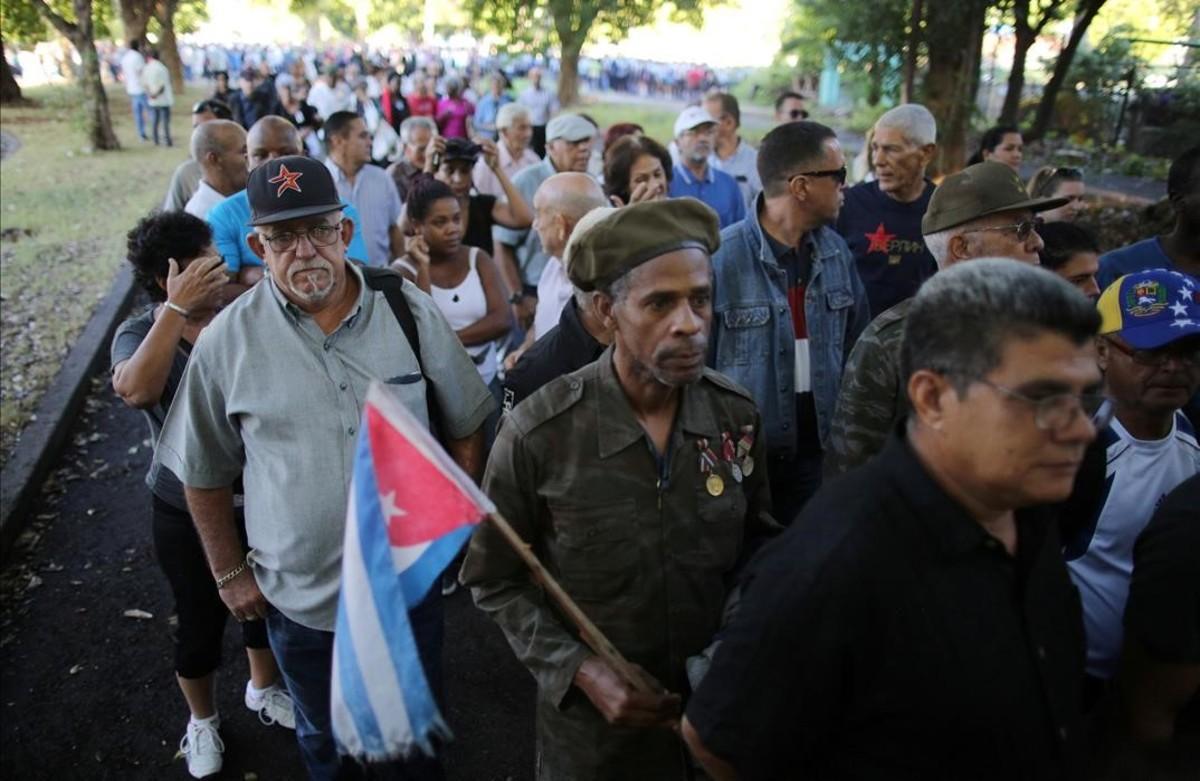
[111,210,294,779]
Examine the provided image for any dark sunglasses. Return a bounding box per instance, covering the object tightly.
[790,166,848,185]
[787,108,809,120]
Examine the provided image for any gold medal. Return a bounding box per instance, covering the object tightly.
[741,455,754,477]
[706,473,725,496]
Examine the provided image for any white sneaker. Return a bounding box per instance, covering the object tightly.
[179,717,224,778]
[245,681,296,730]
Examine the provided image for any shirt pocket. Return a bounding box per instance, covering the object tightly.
[825,289,854,311]
[720,305,771,366]
[695,481,746,572]
[547,498,639,604]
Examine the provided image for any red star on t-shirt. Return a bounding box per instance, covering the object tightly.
[864,223,896,254]
[268,164,304,197]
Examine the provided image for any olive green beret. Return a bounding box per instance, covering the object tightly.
[566,198,721,292]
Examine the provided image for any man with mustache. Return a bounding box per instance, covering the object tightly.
[1064,269,1200,700]
[155,155,494,780]
[669,106,745,229]
[462,198,775,780]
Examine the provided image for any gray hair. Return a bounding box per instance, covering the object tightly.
[922,227,958,268]
[875,103,937,147]
[400,116,436,145]
[497,103,531,131]
[901,258,1100,395]
[191,119,244,163]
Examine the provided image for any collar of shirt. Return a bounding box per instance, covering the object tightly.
[266,258,368,329]
[673,163,714,186]
[593,346,720,459]
[880,421,1050,561]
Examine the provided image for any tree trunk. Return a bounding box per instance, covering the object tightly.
[119,0,153,46]
[1000,23,1035,124]
[921,0,988,175]
[1,37,26,104]
[156,13,184,92]
[1026,0,1107,142]
[866,48,884,106]
[76,33,121,150]
[556,35,582,107]
[901,0,923,104]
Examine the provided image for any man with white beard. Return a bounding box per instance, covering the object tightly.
[155,155,494,779]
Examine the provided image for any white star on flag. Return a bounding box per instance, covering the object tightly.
[1169,319,1194,328]
[1181,290,1193,302]
[380,490,407,521]
[1171,301,1189,316]
[1182,276,1196,289]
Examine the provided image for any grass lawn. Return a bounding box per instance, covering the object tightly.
[578,97,771,147]
[0,82,205,466]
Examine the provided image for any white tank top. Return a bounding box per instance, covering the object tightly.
[431,247,497,384]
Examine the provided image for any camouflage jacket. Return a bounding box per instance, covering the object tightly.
[827,298,913,474]
[461,348,774,781]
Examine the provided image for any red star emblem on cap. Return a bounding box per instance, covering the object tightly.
[268,164,303,197]
[864,223,896,254]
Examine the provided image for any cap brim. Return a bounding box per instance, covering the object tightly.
[1118,322,1200,350]
[249,201,345,227]
[978,195,1071,220]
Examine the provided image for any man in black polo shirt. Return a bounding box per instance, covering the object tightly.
[683,259,1104,780]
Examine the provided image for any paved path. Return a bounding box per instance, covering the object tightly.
[1,362,536,779]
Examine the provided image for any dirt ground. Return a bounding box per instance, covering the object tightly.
[0,372,535,780]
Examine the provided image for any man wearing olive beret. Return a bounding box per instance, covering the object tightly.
[462,198,778,780]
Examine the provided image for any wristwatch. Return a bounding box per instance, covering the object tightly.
[508,291,526,305]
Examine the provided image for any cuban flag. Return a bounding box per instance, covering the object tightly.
[332,382,495,761]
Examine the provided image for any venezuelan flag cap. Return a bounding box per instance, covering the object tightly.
[1097,269,1200,349]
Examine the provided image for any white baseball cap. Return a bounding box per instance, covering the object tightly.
[674,106,717,138]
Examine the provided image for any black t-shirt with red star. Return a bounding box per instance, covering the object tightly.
[836,179,937,317]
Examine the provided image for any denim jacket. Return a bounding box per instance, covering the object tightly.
[709,202,871,458]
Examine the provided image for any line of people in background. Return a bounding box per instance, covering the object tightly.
[116,49,1200,779]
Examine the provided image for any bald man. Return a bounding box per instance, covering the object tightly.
[184,120,248,219]
[205,116,370,287]
[530,172,610,340]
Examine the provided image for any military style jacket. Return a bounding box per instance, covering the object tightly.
[827,297,912,474]
[461,348,774,780]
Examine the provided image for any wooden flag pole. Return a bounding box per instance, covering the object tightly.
[484,511,656,694]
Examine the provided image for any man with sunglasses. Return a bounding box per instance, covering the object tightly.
[829,161,1067,473]
[156,155,494,779]
[1064,269,1200,700]
[773,91,808,125]
[710,120,870,523]
[685,260,1101,780]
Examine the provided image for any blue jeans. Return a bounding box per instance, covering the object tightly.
[266,591,446,781]
[151,106,172,146]
[130,93,149,139]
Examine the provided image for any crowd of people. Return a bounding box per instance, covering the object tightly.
[106,44,1200,781]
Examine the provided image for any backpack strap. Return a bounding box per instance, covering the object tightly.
[360,266,445,442]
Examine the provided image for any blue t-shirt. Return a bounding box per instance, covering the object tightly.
[835,179,937,317]
[669,164,746,229]
[206,189,370,273]
[1097,237,1174,292]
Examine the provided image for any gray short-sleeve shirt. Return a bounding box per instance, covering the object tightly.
[155,263,494,630]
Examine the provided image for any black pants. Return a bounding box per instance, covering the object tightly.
[151,106,172,146]
[531,124,547,158]
[151,495,268,678]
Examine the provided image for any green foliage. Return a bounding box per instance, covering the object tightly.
[2,0,115,44]
[367,0,424,35]
[289,0,359,38]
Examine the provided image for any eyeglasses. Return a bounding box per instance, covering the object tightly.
[262,223,342,253]
[963,217,1043,243]
[789,166,847,185]
[976,379,1110,432]
[787,109,809,120]
[1104,337,1200,368]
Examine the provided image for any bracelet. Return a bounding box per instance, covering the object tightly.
[507,292,525,305]
[215,554,250,589]
[164,301,191,318]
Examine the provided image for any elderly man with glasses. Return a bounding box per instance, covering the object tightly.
[156,155,494,780]
[685,260,1104,780]
[1064,269,1200,702]
[709,120,870,523]
[828,161,1068,474]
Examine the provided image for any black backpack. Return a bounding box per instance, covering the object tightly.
[360,266,445,443]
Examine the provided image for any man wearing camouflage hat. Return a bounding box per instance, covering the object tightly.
[462,198,776,780]
[156,155,494,779]
[828,161,1068,473]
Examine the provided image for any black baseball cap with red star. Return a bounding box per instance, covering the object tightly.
[247,155,346,226]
